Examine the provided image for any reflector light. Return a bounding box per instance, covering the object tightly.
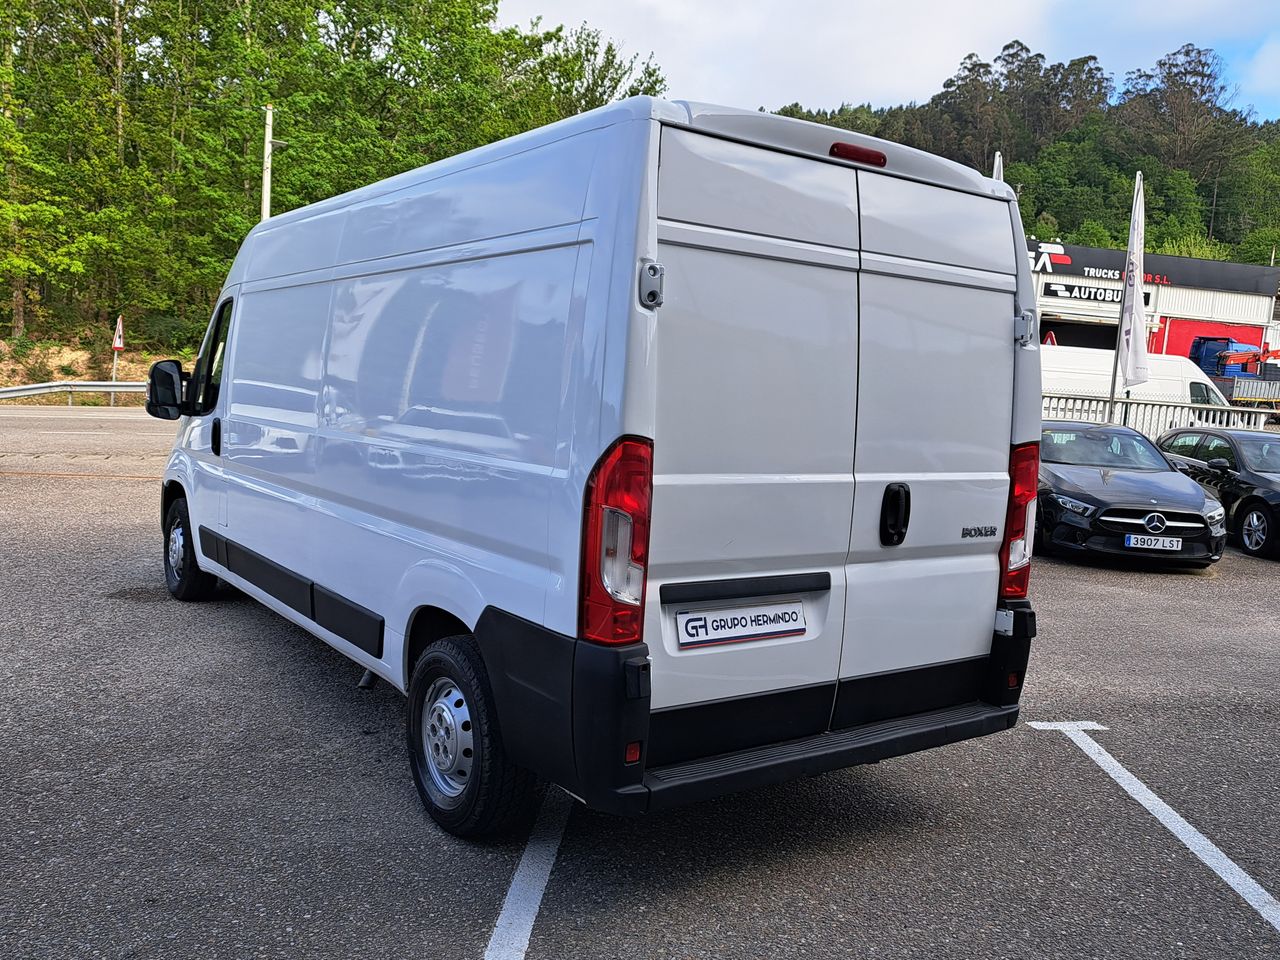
[999,442,1040,600]
[624,741,642,765]
[829,142,888,167]
[580,437,654,645]
[1008,672,1021,690]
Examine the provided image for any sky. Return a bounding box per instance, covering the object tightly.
[498,0,1280,121]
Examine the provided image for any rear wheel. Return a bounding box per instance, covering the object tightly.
[163,498,220,601]
[1238,503,1276,557]
[407,634,537,838]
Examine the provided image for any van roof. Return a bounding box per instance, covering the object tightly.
[233,96,1012,256]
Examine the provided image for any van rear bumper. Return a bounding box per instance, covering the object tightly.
[474,603,1034,817]
[641,700,1019,812]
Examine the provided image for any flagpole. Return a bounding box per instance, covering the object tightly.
[1107,317,1123,423]
[1109,171,1147,423]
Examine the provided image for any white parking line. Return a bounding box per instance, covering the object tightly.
[34,430,172,437]
[0,412,152,419]
[484,788,573,960]
[1031,721,1280,934]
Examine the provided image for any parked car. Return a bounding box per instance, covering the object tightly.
[1155,428,1280,557]
[1038,421,1226,567]
[143,96,1042,838]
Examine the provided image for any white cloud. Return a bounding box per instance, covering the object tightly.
[498,0,1049,109]
[497,0,1280,118]
[1239,35,1280,108]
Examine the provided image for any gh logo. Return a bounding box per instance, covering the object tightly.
[684,616,709,639]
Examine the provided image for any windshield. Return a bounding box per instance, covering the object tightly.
[1237,436,1280,473]
[1041,427,1170,470]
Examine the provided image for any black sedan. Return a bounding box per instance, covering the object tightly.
[1155,427,1280,558]
[1038,421,1226,567]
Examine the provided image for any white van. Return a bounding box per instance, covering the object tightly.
[1041,344,1230,406]
[145,97,1042,837]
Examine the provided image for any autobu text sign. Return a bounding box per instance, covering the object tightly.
[1045,282,1151,306]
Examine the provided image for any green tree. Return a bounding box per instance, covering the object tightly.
[1235,227,1280,265]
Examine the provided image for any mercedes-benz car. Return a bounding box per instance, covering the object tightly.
[1038,421,1226,567]
[1155,427,1280,558]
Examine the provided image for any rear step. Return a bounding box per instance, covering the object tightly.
[644,701,1018,810]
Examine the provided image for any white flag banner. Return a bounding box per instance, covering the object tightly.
[992,151,1004,181]
[1118,172,1149,388]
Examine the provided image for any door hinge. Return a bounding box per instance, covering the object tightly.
[1015,311,1036,347]
[639,260,665,309]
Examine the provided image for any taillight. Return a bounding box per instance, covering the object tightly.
[1000,442,1040,600]
[580,437,653,645]
[829,141,888,167]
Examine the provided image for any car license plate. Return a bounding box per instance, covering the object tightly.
[675,600,807,649]
[1124,534,1182,551]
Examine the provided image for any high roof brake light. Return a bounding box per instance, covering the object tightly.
[829,142,888,167]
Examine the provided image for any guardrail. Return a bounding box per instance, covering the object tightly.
[1043,393,1273,436]
[0,380,147,404]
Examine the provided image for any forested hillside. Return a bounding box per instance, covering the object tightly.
[3,16,1279,361]
[0,0,662,353]
[777,42,1280,267]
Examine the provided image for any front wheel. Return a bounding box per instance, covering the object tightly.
[1239,504,1276,558]
[164,498,220,601]
[407,635,537,838]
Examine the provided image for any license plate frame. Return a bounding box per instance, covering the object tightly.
[675,599,807,649]
[1123,533,1183,551]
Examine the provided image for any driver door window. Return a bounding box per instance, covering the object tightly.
[1196,436,1237,469]
[190,300,233,415]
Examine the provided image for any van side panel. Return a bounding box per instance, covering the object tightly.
[333,136,597,267]
[307,241,583,639]
[212,125,639,688]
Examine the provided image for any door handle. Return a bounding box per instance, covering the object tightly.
[879,482,911,546]
[211,417,222,457]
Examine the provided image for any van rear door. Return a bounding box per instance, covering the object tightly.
[834,173,1018,726]
[643,129,859,762]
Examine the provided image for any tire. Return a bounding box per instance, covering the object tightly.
[407,634,537,838]
[1238,502,1276,558]
[1035,516,1056,557]
[163,498,220,601]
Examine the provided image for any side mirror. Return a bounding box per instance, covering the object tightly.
[145,360,185,420]
[1206,457,1231,473]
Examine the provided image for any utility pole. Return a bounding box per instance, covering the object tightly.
[261,103,274,221]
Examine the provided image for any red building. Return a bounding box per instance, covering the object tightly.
[1027,239,1280,359]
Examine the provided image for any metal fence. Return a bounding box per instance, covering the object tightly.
[0,380,147,404]
[1043,393,1272,436]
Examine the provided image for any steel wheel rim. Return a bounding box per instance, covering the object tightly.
[422,677,474,798]
[1243,510,1268,551]
[167,522,185,579]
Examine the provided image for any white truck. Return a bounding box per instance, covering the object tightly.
[144,97,1042,837]
[1041,344,1231,406]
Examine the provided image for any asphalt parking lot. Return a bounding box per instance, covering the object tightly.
[2,406,1278,960]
